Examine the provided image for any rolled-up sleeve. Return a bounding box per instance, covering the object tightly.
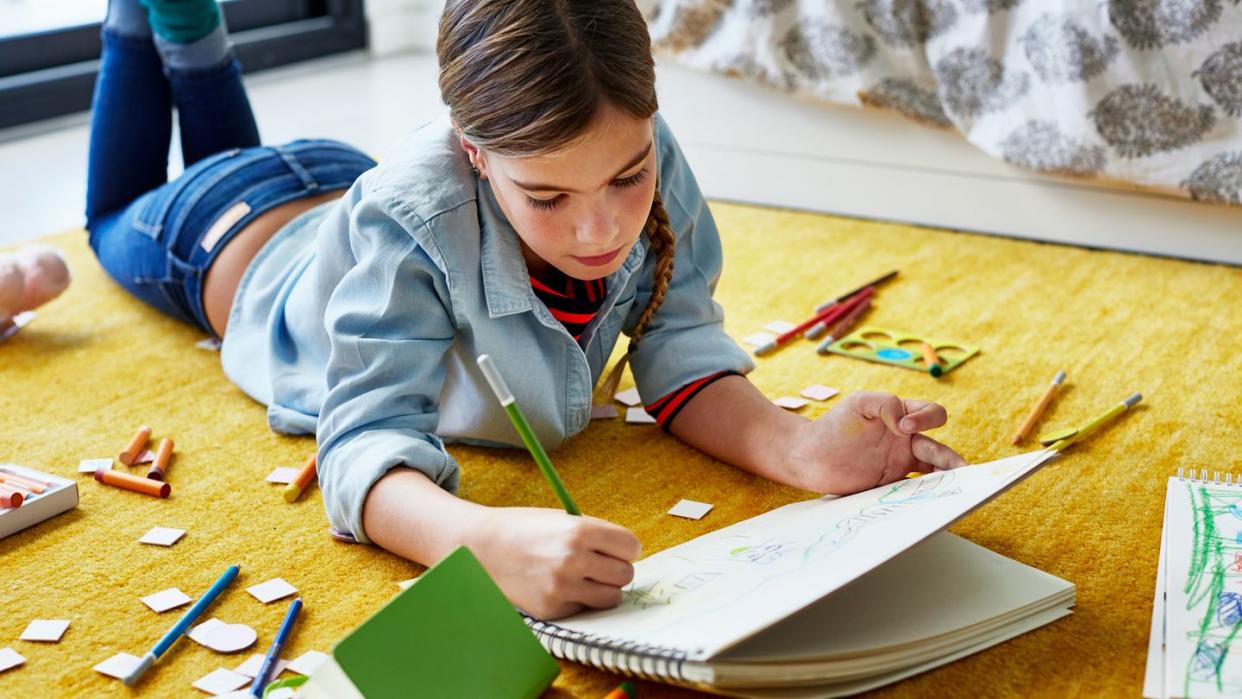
[316,195,460,544]
[626,115,755,402]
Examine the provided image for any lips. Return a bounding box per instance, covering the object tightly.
[572,246,624,267]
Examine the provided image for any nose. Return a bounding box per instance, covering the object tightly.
[576,202,619,248]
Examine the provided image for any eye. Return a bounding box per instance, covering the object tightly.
[612,169,648,188]
[525,194,564,211]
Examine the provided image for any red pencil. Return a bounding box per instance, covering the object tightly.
[754,288,874,356]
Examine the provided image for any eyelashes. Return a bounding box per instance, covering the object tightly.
[524,169,650,212]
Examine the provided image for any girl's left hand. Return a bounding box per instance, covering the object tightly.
[783,391,968,495]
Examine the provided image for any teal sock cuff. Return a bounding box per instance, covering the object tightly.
[139,0,221,44]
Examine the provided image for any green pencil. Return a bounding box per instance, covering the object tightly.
[476,354,581,515]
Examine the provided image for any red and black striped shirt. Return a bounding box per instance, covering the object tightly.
[530,269,738,430]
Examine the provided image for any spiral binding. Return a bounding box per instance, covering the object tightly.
[1176,467,1242,486]
[523,616,692,682]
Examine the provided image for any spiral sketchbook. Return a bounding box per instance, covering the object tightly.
[526,449,1075,698]
[1144,469,1242,699]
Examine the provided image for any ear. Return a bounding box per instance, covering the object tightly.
[456,134,488,179]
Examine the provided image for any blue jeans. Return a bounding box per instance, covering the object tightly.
[85,30,375,336]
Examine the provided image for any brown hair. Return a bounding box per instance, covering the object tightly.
[437,0,677,382]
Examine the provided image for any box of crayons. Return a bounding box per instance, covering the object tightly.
[0,464,79,539]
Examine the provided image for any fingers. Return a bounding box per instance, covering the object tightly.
[574,579,627,610]
[582,516,643,561]
[852,391,907,436]
[582,552,636,588]
[911,434,968,470]
[899,400,948,433]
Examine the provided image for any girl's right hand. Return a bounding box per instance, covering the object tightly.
[469,507,642,620]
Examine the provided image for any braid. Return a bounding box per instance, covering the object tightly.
[629,188,676,350]
[592,186,677,405]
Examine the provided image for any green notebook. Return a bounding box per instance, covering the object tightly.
[300,546,559,699]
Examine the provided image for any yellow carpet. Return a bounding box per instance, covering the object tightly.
[1,203,1240,698]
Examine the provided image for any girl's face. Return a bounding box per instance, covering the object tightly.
[463,103,657,281]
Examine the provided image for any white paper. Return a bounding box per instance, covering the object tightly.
[93,652,140,680]
[614,387,642,407]
[19,619,69,642]
[668,499,714,520]
[773,396,809,410]
[763,320,796,334]
[142,588,193,613]
[196,338,222,351]
[547,450,1057,661]
[0,647,25,673]
[247,578,297,604]
[234,653,290,678]
[800,384,840,402]
[287,650,329,675]
[190,618,227,647]
[1162,476,1242,697]
[204,624,257,654]
[0,312,33,344]
[139,527,186,547]
[590,404,618,420]
[742,332,777,348]
[78,458,112,473]
[1143,485,1170,698]
[193,667,251,695]
[397,578,417,590]
[265,468,299,484]
[625,407,656,424]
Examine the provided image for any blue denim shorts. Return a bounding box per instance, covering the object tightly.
[87,139,375,337]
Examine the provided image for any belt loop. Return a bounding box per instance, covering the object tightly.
[274,145,320,190]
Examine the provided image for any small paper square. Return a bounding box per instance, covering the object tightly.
[741,332,776,348]
[132,449,156,465]
[79,458,112,473]
[287,650,329,676]
[142,588,193,613]
[773,396,809,410]
[265,467,299,485]
[590,404,618,420]
[613,387,641,407]
[234,653,290,678]
[396,578,418,590]
[0,647,25,673]
[667,499,713,520]
[189,618,226,647]
[800,384,840,402]
[93,652,140,680]
[763,320,795,334]
[19,619,69,642]
[247,578,297,604]
[0,312,33,344]
[196,338,222,351]
[193,667,251,695]
[139,527,186,547]
[625,407,657,424]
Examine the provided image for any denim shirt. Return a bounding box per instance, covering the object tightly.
[220,113,754,543]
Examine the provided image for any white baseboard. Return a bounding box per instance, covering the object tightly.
[654,61,1242,266]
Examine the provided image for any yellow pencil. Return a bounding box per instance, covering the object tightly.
[1012,371,1066,445]
[1049,392,1142,452]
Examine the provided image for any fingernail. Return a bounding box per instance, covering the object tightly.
[900,418,914,432]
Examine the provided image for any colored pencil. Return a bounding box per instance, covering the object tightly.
[477,354,581,515]
[1049,392,1142,452]
[119,425,152,466]
[921,342,944,378]
[0,471,46,494]
[147,438,175,481]
[1012,371,1066,445]
[0,485,24,508]
[94,468,171,498]
[812,270,898,313]
[814,298,872,353]
[282,454,317,503]
[754,287,874,356]
[124,564,240,685]
[250,597,302,697]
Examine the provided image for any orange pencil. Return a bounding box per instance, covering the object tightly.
[0,471,47,494]
[282,454,318,503]
[119,425,152,466]
[147,438,175,481]
[601,682,636,699]
[0,485,24,508]
[95,468,171,498]
[921,342,943,378]
[1012,371,1067,445]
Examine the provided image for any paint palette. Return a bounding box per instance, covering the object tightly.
[824,326,979,376]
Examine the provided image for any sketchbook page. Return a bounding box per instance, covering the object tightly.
[716,531,1073,664]
[551,449,1057,661]
[1164,477,1242,698]
[1143,479,1172,699]
[718,607,1073,699]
